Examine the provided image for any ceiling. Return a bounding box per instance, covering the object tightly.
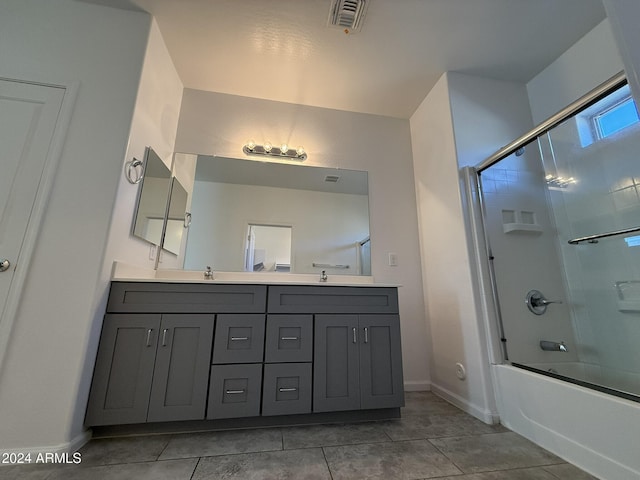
[80,0,606,118]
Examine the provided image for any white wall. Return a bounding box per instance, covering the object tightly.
[527,19,623,125]
[102,18,184,274]
[604,1,640,105]
[185,182,369,274]
[410,73,535,422]
[0,0,150,452]
[175,89,430,391]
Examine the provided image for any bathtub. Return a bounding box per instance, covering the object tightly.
[492,364,640,480]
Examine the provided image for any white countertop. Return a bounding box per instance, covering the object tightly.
[111,262,400,287]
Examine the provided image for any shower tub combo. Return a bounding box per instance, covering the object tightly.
[469,72,640,479]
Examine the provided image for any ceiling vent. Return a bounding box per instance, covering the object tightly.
[324,175,341,183]
[328,0,369,34]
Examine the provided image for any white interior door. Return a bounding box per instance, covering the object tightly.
[0,80,66,359]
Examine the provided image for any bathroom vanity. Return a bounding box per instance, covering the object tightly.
[85,278,404,429]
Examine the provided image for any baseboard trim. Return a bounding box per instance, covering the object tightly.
[0,429,91,458]
[430,383,500,425]
[403,380,431,392]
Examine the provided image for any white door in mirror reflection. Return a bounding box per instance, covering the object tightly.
[244,225,292,272]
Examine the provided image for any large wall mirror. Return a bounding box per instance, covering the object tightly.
[167,154,371,276]
[132,147,172,246]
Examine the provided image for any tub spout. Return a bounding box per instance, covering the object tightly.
[540,340,568,352]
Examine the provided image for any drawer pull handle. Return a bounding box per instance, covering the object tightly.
[280,336,298,341]
[146,329,153,347]
[278,387,297,392]
[230,337,249,341]
[364,327,369,344]
[225,389,245,395]
[162,328,169,346]
[352,327,357,344]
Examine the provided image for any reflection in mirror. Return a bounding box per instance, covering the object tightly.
[181,155,371,275]
[245,224,292,272]
[132,147,171,246]
[162,177,189,255]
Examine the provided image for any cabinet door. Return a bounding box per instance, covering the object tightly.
[85,314,160,426]
[147,314,215,422]
[359,315,405,409]
[313,315,360,412]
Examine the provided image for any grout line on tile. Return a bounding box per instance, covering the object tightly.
[321,446,335,480]
[188,457,201,480]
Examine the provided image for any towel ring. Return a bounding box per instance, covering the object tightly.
[125,157,144,184]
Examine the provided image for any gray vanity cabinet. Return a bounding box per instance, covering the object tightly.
[313,314,404,413]
[87,282,403,429]
[85,313,214,426]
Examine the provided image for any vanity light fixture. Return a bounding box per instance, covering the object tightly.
[243,140,307,161]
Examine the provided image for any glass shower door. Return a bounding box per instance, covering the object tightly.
[478,82,640,400]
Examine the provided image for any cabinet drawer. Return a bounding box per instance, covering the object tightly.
[207,364,262,419]
[267,286,399,314]
[264,315,313,363]
[107,282,267,313]
[212,314,265,364]
[262,363,312,416]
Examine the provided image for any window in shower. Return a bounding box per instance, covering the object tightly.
[594,96,638,138]
[477,78,640,403]
[576,84,639,147]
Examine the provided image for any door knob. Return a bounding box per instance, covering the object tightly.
[0,259,10,272]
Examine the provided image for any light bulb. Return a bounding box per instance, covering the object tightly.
[280,144,289,154]
[296,146,305,156]
[264,141,272,153]
[246,139,256,151]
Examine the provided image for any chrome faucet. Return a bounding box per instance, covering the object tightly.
[204,266,213,279]
[540,340,568,352]
[320,270,328,282]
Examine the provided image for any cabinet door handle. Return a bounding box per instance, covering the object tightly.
[230,336,248,341]
[225,389,245,395]
[352,327,357,343]
[161,328,169,347]
[146,329,153,347]
[280,336,298,341]
[364,327,369,344]
[278,387,297,392]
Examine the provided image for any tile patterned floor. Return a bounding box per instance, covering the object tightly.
[0,392,598,480]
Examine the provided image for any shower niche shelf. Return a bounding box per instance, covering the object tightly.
[502,223,543,235]
[501,209,543,235]
[615,280,640,312]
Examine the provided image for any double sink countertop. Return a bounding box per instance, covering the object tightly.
[111,262,400,288]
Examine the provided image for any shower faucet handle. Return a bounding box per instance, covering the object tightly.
[526,290,562,315]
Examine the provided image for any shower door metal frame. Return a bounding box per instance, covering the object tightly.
[476,71,626,173]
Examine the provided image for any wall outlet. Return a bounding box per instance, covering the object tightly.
[149,245,157,261]
[388,252,398,266]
